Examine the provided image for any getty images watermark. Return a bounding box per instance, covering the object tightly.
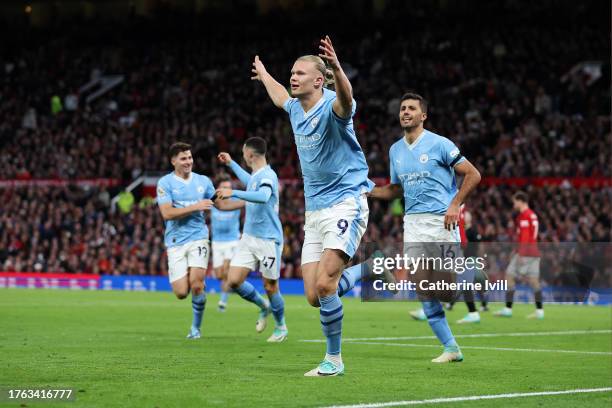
[370,253,507,293]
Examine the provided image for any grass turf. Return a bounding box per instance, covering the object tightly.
[1,289,611,407]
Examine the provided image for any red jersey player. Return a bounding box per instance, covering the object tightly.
[495,191,544,319]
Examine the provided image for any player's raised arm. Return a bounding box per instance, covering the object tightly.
[218,152,251,186]
[213,197,245,211]
[251,55,290,109]
[319,35,353,119]
[369,184,403,200]
[445,160,481,230]
[216,185,272,204]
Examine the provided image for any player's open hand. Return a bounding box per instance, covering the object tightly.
[444,203,460,231]
[251,55,267,81]
[319,35,340,70]
[217,152,232,165]
[215,187,233,200]
[196,199,214,211]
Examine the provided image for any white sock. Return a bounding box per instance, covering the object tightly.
[504,307,513,314]
[536,309,544,317]
[468,312,480,318]
[325,353,342,365]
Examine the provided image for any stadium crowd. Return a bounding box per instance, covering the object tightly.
[0,1,609,281]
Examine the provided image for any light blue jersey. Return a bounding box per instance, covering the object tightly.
[242,166,283,244]
[210,206,241,242]
[389,130,466,215]
[157,172,215,248]
[283,88,374,211]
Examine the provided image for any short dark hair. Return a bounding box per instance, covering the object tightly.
[215,172,231,185]
[400,92,428,113]
[513,191,529,203]
[244,137,267,156]
[168,142,191,161]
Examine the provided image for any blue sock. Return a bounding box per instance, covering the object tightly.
[235,281,267,310]
[319,294,343,355]
[191,292,206,330]
[220,291,229,304]
[422,300,458,349]
[337,264,363,297]
[268,291,286,328]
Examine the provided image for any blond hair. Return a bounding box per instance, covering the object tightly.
[296,55,335,88]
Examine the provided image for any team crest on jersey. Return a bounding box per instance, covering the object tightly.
[157,186,166,197]
[197,186,204,194]
[419,154,429,163]
[310,117,319,128]
[251,182,257,190]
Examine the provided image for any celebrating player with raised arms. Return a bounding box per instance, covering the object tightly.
[157,142,243,339]
[217,137,288,343]
[252,36,377,376]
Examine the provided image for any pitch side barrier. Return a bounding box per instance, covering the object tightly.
[1,272,611,305]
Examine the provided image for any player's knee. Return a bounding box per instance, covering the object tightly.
[302,291,317,307]
[174,290,189,300]
[227,277,242,290]
[191,282,204,295]
[315,279,336,297]
[263,280,277,295]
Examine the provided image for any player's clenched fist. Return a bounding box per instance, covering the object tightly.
[217,152,232,165]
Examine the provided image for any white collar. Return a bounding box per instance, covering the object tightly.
[303,94,325,118]
[173,172,193,184]
[251,165,268,177]
[403,130,426,150]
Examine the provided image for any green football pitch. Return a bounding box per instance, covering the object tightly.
[1,289,611,407]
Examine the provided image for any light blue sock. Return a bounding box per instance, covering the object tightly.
[220,291,229,304]
[268,291,286,327]
[319,294,343,355]
[422,300,458,349]
[191,292,206,330]
[337,263,364,297]
[235,281,267,310]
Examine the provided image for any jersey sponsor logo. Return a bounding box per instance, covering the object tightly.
[419,154,429,163]
[398,171,431,186]
[310,117,319,128]
[295,133,322,150]
[450,148,460,158]
[520,220,530,227]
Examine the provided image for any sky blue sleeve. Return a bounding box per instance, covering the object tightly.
[441,137,466,168]
[390,148,400,184]
[156,178,172,205]
[330,97,357,124]
[205,177,215,199]
[283,97,297,113]
[228,160,251,186]
[231,187,272,204]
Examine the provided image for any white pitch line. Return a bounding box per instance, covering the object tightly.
[319,387,612,408]
[299,329,612,343]
[347,341,612,356]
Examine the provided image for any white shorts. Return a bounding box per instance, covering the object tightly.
[230,234,282,280]
[403,213,462,273]
[166,239,210,283]
[506,254,541,278]
[212,240,239,268]
[301,195,369,265]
